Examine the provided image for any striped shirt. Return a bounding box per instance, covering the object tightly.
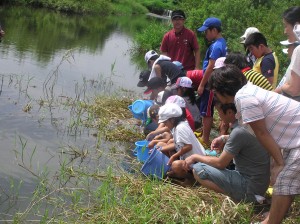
[235,82,300,150]
[242,67,273,91]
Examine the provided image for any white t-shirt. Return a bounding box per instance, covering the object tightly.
[235,82,300,150]
[172,121,205,159]
[285,45,300,82]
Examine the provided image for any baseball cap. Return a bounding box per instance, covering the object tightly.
[166,95,186,108]
[172,77,192,89]
[144,77,167,94]
[197,17,221,32]
[172,61,184,70]
[137,70,151,87]
[144,50,159,63]
[158,103,182,123]
[213,57,226,69]
[240,27,260,43]
[280,39,299,46]
[171,10,186,20]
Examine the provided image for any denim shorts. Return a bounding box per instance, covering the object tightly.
[193,163,254,202]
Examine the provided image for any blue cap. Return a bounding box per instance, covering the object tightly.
[197,17,221,32]
[172,61,183,70]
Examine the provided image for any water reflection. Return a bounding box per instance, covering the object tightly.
[0,5,154,219]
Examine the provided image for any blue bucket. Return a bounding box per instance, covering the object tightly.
[129,100,153,121]
[141,148,171,179]
[135,140,150,163]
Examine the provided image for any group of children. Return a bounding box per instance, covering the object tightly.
[134,6,300,224]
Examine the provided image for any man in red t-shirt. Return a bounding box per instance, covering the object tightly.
[160,10,200,71]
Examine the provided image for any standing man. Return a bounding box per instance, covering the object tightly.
[197,17,227,147]
[160,10,200,71]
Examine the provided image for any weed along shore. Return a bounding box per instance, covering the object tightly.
[1,1,300,223]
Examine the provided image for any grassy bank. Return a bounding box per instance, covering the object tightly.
[11,94,299,223]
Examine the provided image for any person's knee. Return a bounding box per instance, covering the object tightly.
[192,163,208,179]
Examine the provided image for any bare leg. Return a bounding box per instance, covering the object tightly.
[193,170,225,194]
[202,116,213,146]
[261,195,294,224]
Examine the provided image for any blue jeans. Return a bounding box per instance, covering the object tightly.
[193,163,256,202]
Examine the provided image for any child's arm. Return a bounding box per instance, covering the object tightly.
[146,124,169,140]
[167,144,192,165]
[197,59,215,96]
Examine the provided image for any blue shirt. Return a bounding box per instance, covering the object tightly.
[203,37,227,72]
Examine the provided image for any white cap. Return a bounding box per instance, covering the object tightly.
[172,77,193,89]
[214,57,226,69]
[240,27,260,43]
[166,95,186,108]
[280,39,299,46]
[158,103,182,123]
[144,50,158,63]
[282,48,288,54]
[156,91,164,105]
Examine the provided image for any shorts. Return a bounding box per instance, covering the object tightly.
[198,88,214,117]
[273,147,300,195]
[193,163,256,202]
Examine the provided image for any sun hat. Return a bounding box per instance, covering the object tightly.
[144,77,167,94]
[280,39,299,46]
[144,50,159,63]
[172,77,192,89]
[213,57,226,69]
[171,10,186,20]
[158,103,182,123]
[137,70,151,87]
[165,95,186,108]
[240,27,260,43]
[197,17,221,32]
[172,61,184,70]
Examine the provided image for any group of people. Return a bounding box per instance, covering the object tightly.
[135,6,300,224]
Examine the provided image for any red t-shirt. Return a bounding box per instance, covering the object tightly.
[186,108,195,131]
[160,27,199,71]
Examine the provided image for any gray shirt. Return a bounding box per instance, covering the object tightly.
[224,121,270,197]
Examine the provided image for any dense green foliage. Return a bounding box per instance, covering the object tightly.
[134,0,300,80]
[0,0,176,15]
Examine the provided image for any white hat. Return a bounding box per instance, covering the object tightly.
[280,39,299,46]
[172,77,192,89]
[240,27,260,43]
[214,57,226,69]
[282,48,288,54]
[166,95,186,108]
[158,103,182,123]
[145,50,159,63]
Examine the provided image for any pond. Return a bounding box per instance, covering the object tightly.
[0,5,160,219]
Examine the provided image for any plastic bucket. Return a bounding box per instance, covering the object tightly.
[135,140,150,163]
[141,148,171,179]
[130,100,153,121]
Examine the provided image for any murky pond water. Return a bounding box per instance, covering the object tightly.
[0,6,155,218]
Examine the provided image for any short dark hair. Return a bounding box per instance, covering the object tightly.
[244,32,268,48]
[149,104,160,120]
[224,52,249,70]
[283,6,300,26]
[215,100,237,114]
[208,65,247,96]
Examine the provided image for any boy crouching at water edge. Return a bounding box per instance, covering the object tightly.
[156,103,205,182]
[184,100,270,203]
